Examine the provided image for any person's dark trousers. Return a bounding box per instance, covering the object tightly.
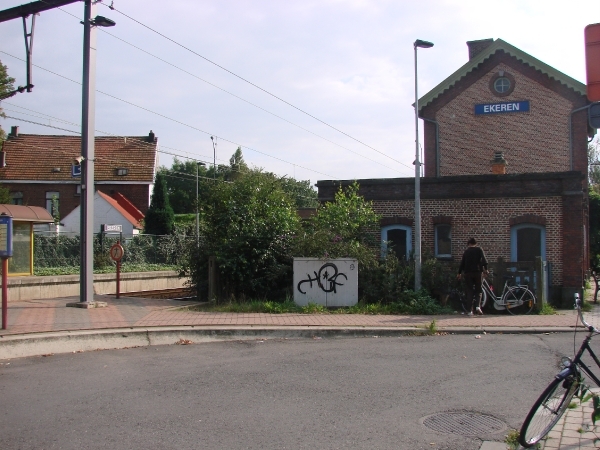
[463,271,482,312]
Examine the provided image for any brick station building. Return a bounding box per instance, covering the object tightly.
[317,38,597,302]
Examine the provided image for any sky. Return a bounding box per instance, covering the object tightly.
[0,0,598,189]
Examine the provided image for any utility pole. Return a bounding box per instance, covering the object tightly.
[78,0,96,306]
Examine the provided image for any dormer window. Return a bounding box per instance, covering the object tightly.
[116,168,128,176]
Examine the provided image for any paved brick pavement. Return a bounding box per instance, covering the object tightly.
[0,294,584,335]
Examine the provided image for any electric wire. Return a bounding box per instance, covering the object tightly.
[43,1,412,175]
[0,50,338,179]
[102,2,412,168]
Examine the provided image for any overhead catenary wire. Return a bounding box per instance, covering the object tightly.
[101,3,411,169]
[36,1,413,175]
[0,50,338,180]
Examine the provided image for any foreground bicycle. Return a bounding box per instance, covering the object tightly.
[519,294,599,447]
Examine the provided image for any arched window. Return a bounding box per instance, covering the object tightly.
[511,223,546,262]
[381,225,412,260]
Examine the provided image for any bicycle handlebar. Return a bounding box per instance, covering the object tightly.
[575,293,597,332]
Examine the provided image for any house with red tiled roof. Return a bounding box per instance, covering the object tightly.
[0,126,158,220]
[60,190,144,237]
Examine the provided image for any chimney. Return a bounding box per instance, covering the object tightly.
[466,39,494,60]
[491,151,507,174]
[147,130,155,142]
[9,126,19,137]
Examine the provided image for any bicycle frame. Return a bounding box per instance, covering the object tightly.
[566,296,600,387]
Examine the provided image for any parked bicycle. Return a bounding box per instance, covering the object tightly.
[449,269,536,315]
[519,294,598,447]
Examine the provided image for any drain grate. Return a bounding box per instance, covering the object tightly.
[422,412,507,436]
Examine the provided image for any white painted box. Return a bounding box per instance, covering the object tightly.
[293,258,358,307]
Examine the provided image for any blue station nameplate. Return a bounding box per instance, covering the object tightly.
[475,100,530,115]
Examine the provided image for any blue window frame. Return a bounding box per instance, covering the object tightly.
[381,225,412,260]
[510,224,546,262]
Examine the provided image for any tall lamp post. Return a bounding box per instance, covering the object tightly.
[210,136,217,181]
[413,39,433,292]
[78,1,115,306]
[196,161,206,247]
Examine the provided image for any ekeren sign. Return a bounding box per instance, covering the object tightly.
[585,23,600,102]
[475,101,530,115]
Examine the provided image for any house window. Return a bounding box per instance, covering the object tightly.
[435,224,452,258]
[10,191,23,205]
[511,224,546,262]
[116,168,128,176]
[381,225,412,260]
[45,191,59,217]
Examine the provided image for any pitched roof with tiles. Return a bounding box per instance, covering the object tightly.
[0,131,158,182]
[418,38,587,112]
[97,190,144,229]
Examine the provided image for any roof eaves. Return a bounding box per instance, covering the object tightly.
[418,39,587,111]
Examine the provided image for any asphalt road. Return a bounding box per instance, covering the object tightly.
[0,332,585,450]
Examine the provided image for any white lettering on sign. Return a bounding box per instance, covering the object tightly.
[103,224,122,233]
[484,103,520,113]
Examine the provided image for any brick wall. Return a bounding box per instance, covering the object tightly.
[371,196,563,286]
[436,62,572,176]
[421,51,589,179]
[317,171,586,295]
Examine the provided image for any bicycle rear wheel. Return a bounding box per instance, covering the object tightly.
[505,287,535,315]
[519,373,579,448]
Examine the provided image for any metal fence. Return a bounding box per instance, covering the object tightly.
[33,232,195,269]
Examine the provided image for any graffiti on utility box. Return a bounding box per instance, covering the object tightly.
[293,258,358,307]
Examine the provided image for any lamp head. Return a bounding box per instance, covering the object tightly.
[197,162,206,166]
[414,39,434,49]
[91,16,116,27]
[210,136,214,141]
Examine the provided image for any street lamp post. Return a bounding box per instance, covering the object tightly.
[78,1,115,305]
[196,161,206,247]
[413,39,433,292]
[210,136,217,182]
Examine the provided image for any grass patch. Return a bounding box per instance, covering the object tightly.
[538,303,557,315]
[582,301,594,313]
[188,297,453,315]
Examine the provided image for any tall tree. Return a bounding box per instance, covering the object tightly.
[0,60,16,142]
[144,172,175,235]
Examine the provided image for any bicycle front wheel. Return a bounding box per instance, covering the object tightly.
[519,374,579,448]
[505,287,535,315]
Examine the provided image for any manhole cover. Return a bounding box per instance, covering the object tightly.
[422,412,507,436]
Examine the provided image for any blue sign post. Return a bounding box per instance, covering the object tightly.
[0,214,12,330]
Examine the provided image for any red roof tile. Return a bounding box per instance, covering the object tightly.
[0,133,157,182]
[97,190,143,229]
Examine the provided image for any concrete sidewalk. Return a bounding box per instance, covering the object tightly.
[0,294,596,450]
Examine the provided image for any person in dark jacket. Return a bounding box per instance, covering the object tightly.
[457,238,488,315]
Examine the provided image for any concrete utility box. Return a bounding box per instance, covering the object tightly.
[293,258,358,307]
